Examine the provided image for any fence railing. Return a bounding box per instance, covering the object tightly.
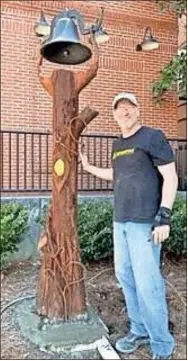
[0,130,187,193]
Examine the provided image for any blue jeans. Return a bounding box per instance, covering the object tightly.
[113,221,175,356]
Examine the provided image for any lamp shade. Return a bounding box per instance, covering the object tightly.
[94,28,109,44]
[141,37,159,51]
[34,11,51,37]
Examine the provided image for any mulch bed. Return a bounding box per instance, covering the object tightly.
[1,255,187,360]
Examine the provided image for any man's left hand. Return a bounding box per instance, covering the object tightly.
[152,225,170,245]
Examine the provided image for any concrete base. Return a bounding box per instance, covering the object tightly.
[13,298,108,359]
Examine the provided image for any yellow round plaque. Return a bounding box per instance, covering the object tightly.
[54,158,65,176]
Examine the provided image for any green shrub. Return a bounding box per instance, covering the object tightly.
[0,203,29,268]
[38,197,186,261]
[77,201,113,261]
[164,197,187,256]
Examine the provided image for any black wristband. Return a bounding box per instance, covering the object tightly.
[153,207,171,228]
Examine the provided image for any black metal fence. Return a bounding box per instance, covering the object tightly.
[0,130,187,193]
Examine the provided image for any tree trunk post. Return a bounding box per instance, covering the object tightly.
[36,46,99,320]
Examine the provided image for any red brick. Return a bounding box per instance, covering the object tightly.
[1,0,179,140]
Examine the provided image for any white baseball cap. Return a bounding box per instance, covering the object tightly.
[112,92,138,109]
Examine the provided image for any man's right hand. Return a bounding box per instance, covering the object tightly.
[79,147,113,182]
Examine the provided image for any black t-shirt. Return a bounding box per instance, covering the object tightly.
[111,126,175,223]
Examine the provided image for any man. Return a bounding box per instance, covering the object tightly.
[79,92,178,360]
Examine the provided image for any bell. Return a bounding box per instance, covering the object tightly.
[40,15,92,65]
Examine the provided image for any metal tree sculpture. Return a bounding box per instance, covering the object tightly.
[36,38,99,320]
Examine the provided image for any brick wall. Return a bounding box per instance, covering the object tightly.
[178,14,186,48]
[177,14,186,139]
[1,0,178,138]
[178,101,186,138]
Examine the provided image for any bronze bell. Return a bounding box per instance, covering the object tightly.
[40,13,92,65]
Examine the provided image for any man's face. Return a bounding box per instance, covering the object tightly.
[113,99,139,131]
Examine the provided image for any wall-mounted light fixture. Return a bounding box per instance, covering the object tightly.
[34,10,51,37]
[136,27,159,51]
